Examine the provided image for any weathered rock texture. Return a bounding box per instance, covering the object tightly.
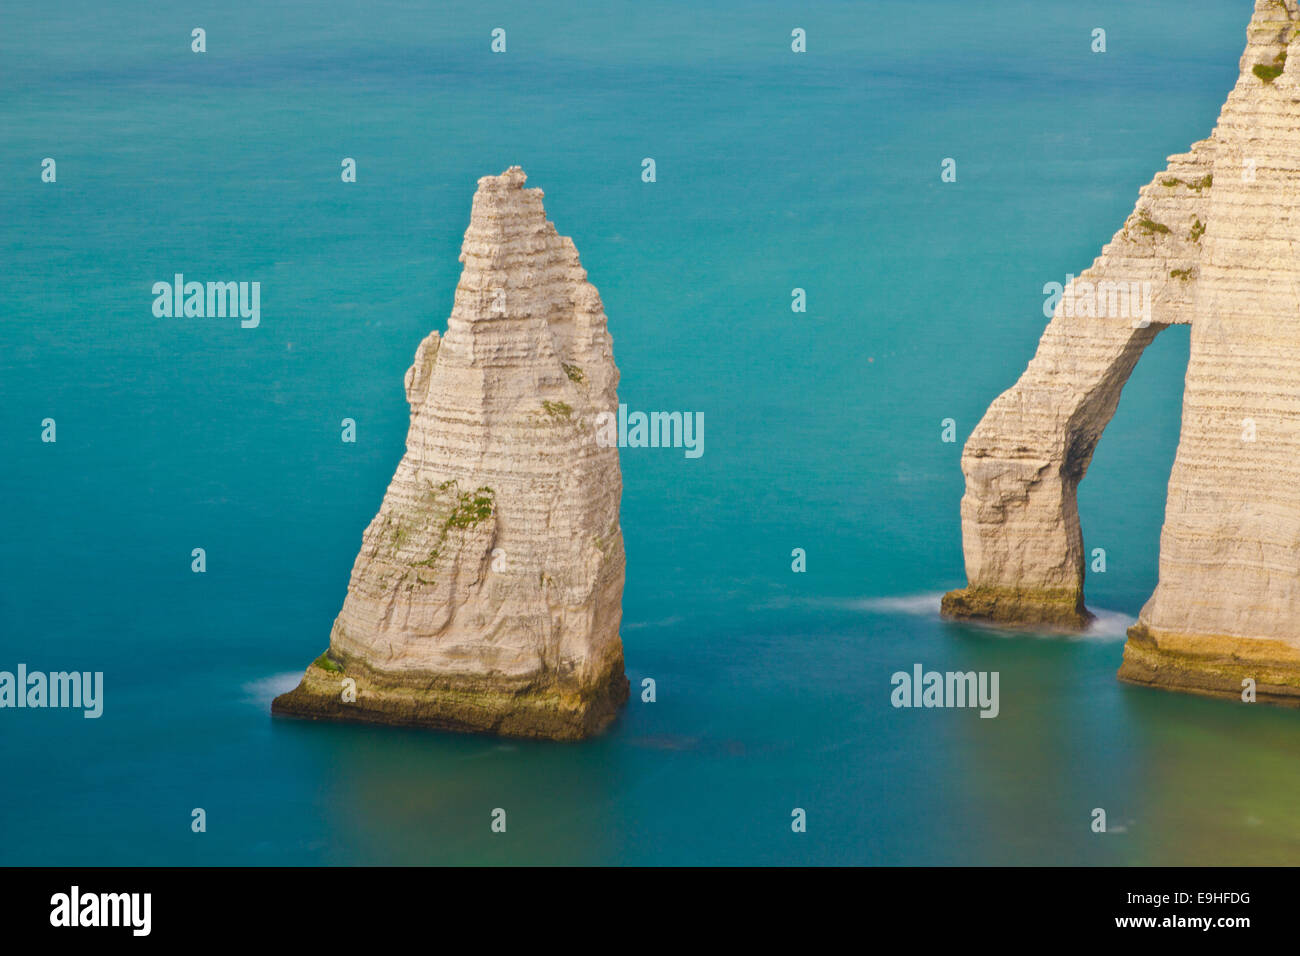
[274,167,629,738]
[943,0,1300,702]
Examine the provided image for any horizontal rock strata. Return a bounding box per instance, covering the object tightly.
[944,0,1300,701]
[274,167,629,739]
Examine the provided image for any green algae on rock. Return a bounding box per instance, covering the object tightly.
[273,644,629,740]
[1119,625,1300,706]
[940,586,1093,631]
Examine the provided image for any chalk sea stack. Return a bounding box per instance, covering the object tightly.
[942,0,1300,703]
[273,167,629,738]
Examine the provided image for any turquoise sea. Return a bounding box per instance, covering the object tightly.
[5,0,1296,865]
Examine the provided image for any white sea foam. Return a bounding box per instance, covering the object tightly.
[243,671,303,707]
[1083,608,1135,641]
[846,593,944,615]
[840,591,1133,641]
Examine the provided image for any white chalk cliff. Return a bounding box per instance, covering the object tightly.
[943,0,1300,702]
[274,167,629,737]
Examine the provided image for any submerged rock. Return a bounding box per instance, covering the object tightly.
[943,1,1300,702]
[274,167,628,738]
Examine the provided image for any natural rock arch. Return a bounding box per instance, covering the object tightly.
[943,0,1300,702]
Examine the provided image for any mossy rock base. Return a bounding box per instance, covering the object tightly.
[271,649,629,741]
[940,585,1093,631]
[1118,624,1300,706]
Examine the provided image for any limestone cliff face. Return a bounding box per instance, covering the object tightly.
[943,1,1300,702]
[273,167,629,738]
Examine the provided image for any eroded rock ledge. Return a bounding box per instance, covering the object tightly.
[943,0,1300,702]
[273,167,629,739]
